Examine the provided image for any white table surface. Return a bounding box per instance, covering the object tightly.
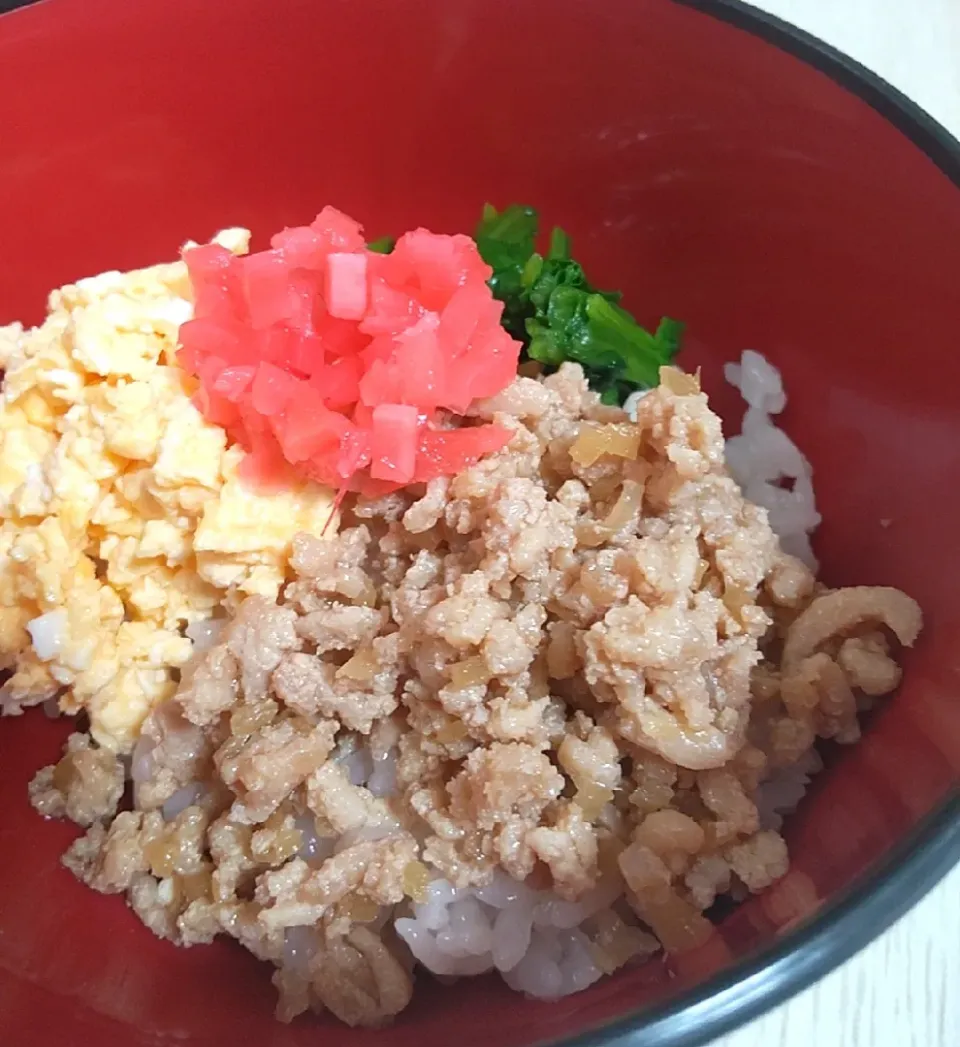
[713,3,960,1047]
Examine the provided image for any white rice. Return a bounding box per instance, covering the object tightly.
[161,782,208,821]
[185,618,227,653]
[755,747,824,832]
[394,871,612,998]
[315,740,616,999]
[622,387,650,419]
[284,925,320,975]
[623,351,820,567]
[723,351,823,824]
[333,735,375,786]
[294,813,337,866]
[723,350,821,568]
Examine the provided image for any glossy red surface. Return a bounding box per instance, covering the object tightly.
[1,1,959,1045]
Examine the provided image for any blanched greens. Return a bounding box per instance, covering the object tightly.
[474,204,683,403]
[366,236,396,254]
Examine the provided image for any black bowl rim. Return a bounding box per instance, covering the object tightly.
[557,2,960,1045]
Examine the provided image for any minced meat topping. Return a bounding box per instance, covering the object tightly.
[31,365,920,1027]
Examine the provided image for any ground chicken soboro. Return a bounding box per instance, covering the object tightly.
[31,364,922,1028]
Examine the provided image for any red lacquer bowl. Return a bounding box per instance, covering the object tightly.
[1,1,958,1045]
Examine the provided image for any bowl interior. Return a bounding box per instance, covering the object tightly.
[1,1,959,1045]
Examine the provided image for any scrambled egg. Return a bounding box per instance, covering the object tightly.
[0,231,338,750]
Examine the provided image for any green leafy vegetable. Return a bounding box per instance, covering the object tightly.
[366,205,684,402]
[475,203,683,400]
[367,236,396,254]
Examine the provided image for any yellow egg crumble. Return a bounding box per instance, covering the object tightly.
[0,231,338,750]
